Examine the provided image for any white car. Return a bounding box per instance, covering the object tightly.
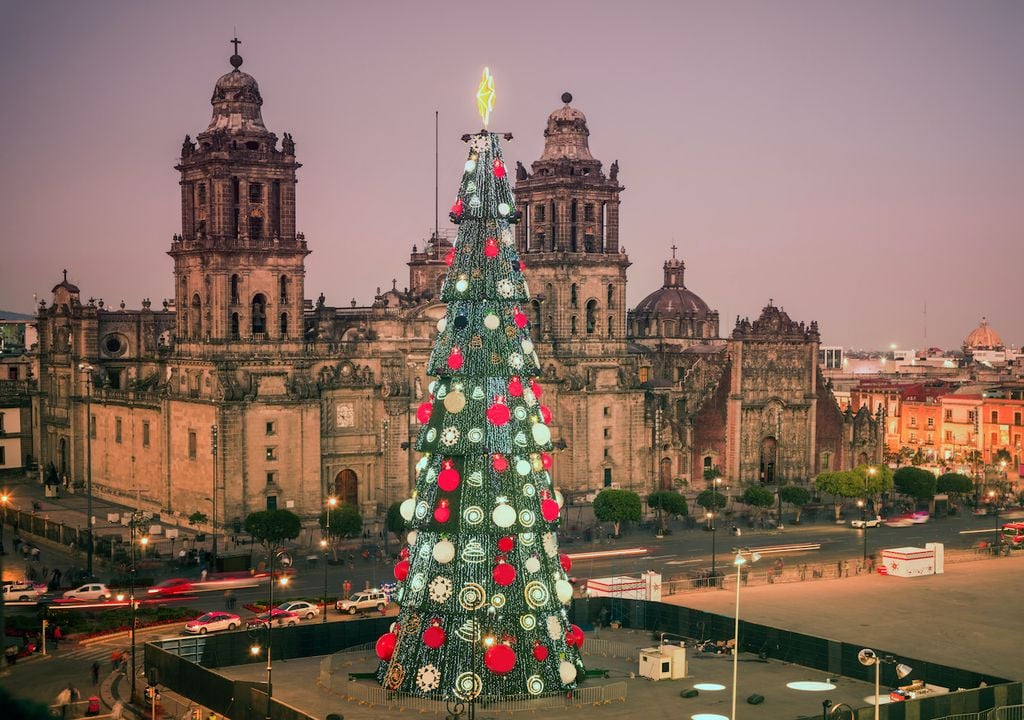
[336,589,388,615]
[2,582,47,602]
[850,516,882,529]
[183,612,241,634]
[277,600,320,620]
[63,583,112,601]
[583,489,602,503]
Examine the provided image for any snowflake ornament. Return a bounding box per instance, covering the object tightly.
[416,664,441,692]
[429,576,454,604]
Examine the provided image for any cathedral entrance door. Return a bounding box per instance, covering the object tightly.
[759,437,778,485]
[659,457,673,491]
[334,469,358,507]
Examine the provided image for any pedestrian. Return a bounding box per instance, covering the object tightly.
[53,624,62,649]
[201,568,208,582]
[92,660,101,685]
[56,687,71,720]
[843,559,850,578]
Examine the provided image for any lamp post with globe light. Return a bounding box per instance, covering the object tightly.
[78,363,95,575]
[730,548,760,720]
[858,648,912,720]
[321,497,337,623]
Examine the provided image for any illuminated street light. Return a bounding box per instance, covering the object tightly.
[858,648,912,719]
[730,548,760,720]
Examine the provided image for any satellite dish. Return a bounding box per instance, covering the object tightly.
[857,648,878,666]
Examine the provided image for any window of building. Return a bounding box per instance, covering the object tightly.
[603,427,611,439]
[570,316,578,335]
[249,214,263,240]
[603,447,610,458]
[142,421,150,448]
[909,416,917,427]
[607,316,614,337]
[584,204,595,221]
[188,431,197,460]
[570,284,578,308]
[90,415,96,439]
[0,447,5,465]
[252,294,267,335]
[231,275,241,304]
[607,284,614,307]
[1015,412,1022,426]
[0,412,4,432]
[926,417,934,428]
[266,495,277,510]
[232,177,240,204]
[266,421,276,436]
[280,312,289,338]
[603,406,611,417]
[230,313,240,339]
[115,417,122,444]
[197,183,206,205]
[280,276,289,303]
[266,471,276,485]
[266,447,277,461]
[638,367,649,383]
[944,430,953,442]
[535,205,545,222]
[991,432,998,446]
[968,411,975,422]
[944,409,952,420]
[820,451,831,470]
[586,300,597,334]
[991,411,999,423]
[249,183,263,203]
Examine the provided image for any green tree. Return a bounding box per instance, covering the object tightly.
[702,466,723,482]
[994,448,1012,466]
[893,466,937,504]
[815,470,864,519]
[187,511,208,526]
[742,485,775,521]
[853,464,893,496]
[648,491,688,534]
[695,489,727,513]
[937,472,972,498]
[777,485,811,524]
[593,489,642,537]
[244,509,301,564]
[386,501,409,546]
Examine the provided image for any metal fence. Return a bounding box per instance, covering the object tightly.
[997,705,1024,720]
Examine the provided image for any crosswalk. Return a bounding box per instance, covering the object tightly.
[53,640,127,666]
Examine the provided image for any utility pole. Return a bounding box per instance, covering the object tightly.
[211,424,218,572]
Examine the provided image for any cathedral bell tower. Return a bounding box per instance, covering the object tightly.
[512,93,630,349]
[169,40,309,345]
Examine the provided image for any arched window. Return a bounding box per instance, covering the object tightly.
[280,312,289,338]
[252,293,267,335]
[230,313,240,339]
[570,316,578,335]
[231,275,240,304]
[570,284,578,308]
[607,284,615,307]
[279,275,289,303]
[586,300,598,334]
[531,300,542,342]
[607,315,615,337]
[190,293,202,339]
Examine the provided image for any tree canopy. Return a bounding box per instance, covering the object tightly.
[648,491,688,517]
[320,503,362,539]
[936,472,973,497]
[593,489,642,537]
[742,485,775,509]
[777,484,811,522]
[815,470,865,499]
[187,511,209,526]
[893,466,937,502]
[244,509,301,552]
[696,489,728,512]
[853,464,893,495]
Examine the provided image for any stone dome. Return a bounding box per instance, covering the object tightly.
[202,52,270,137]
[539,92,595,162]
[964,317,1003,350]
[634,257,710,315]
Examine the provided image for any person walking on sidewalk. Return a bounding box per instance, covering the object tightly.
[92,660,101,686]
[52,624,62,650]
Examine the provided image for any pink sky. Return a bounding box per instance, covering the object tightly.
[1,0,1021,350]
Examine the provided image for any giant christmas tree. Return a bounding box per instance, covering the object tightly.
[375,69,585,702]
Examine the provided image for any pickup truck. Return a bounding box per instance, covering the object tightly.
[1,582,47,602]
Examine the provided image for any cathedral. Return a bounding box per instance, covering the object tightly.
[30,49,880,534]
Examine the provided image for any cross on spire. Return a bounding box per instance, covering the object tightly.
[670,244,677,259]
[63,269,68,282]
[231,36,241,54]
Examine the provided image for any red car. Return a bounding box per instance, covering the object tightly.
[147,578,194,597]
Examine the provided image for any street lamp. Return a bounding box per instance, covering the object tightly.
[78,363,95,576]
[127,514,146,699]
[706,511,716,587]
[265,558,289,719]
[731,547,760,720]
[858,648,912,720]
[322,497,337,623]
[1,492,8,554]
[988,489,1001,554]
[210,424,218,573]
[856,500,868,565]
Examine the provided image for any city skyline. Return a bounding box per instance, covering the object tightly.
[1,1,1022,350]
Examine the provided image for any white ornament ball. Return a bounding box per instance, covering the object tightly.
[455,279,469,293]
[559,661,577,684]
[525,556,541,574]
[464,159,477,173]
[554,490,564,508]
[555,579,573,604]
[433,539,456,564]
[407,530,418,546]
[498,202,511,216]
[532,423,551,445]
[492,503,517,528]
[484,313,501,330]
[400,498,416,522]
[521,339,534,355]
[437,318,447,332]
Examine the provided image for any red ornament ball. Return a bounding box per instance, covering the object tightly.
[393,560,410,582]
[532,644,549,662]
[401,547,410,560]
[423,625,446,649]
[434,504,451,524]
[531,380,543,398]
[492,562,517,587]
[450,197,463,217]
[486,401,511,426]
[492,454,509,473]
[416,402,433,424]
[444,248,456,266]
[507,377,523,397]
[539,405,552,424]
[513,310,528,329]
[375,632,398,661]
[484,237,499,258]
[541,499,560,523]
[520,260,526,271]
[447,347,464,371]
[559,554,572,572]
[572,624,585,649]
[438,465,461,492]
[565,628,577,647]
[497,536,515,553]
[541,452,553,470]
[485,644,516,675]
[493,157,506,178]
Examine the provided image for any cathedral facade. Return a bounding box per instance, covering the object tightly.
[30,51,879,534]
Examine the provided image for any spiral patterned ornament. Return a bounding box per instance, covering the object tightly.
[524,581,549,609]
[518,509,536,527]
[526,675,544,695]
[491,592,506,609]
[453,672,482,701]
[384,662,405,690]
[459,582,487,610]
[456,618,481,643]
[463,506,484,526]
[461,539,486,563]
[519,613,536,631]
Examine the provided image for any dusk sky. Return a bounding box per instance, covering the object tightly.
[1,0,1021,350]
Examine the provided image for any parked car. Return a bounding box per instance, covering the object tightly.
[63,583,112,601]
[1,582,47,602]
[850,516,882,529]
[336,589,388,615]
[245,608,300,629]
[183,611,241,634]
[147,578,194,597]
[276,600,320,620]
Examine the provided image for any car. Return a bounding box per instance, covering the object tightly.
[336,589,388,615]
[276,600,320,620]
[245,608,300,629]
[183,611,241,634]
[885,516,914,528]
[63,583,112,601]
[850,516,882,529]
[1,582,47,602]
[147,578,194,597]
[910,511,930,524]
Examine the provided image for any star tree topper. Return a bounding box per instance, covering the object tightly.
[476,66,496,126]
